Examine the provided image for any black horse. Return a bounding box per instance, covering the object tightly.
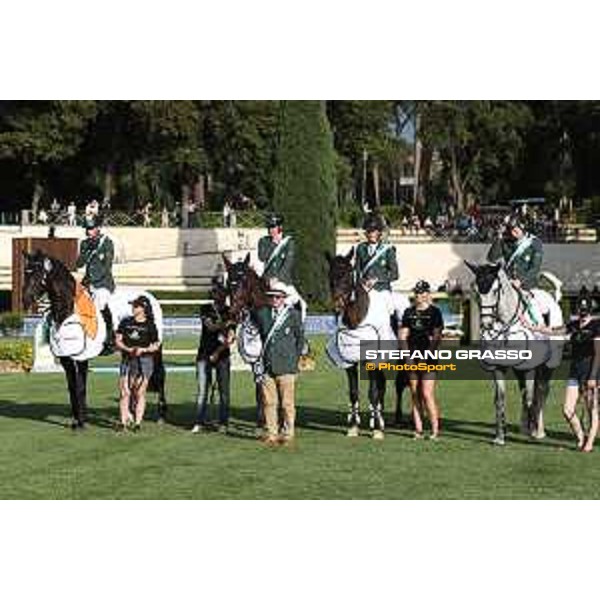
[325,248,406,438]
[22,251,168,429]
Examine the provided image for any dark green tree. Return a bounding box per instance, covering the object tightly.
[273,101,337,306]
[0,101,97,218]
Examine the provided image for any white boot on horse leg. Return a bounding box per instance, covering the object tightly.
[347,425,360,438]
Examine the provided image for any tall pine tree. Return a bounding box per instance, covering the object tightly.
[273,101,337,307]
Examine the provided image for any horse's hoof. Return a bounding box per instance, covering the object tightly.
[372,430,385,441]
[346,426,359,438]
[492,436,505,447]
[531,430,546,440]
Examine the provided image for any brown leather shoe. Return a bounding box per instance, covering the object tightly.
[279,436,296,447]
[262,436,279,447]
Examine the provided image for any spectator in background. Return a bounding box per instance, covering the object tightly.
[50,198,60,222]
[143,202,152,227]
[223,200,232,227]
[161,206,170,228]
[230,205,237,228]
[67,201,77,226]
[38,208,48,225]
[89,199,99,218]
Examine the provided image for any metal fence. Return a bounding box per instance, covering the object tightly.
[14,209,268,229]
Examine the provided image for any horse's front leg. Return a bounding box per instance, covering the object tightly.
[492,370,507,445]
[346,364,360,437]
[516,370,535,436]
[368,370,386,440]
[59,357,88,429]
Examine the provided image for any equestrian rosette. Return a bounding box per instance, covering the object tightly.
[359,340,571,381]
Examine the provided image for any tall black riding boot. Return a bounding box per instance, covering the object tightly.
[100,307,115,355]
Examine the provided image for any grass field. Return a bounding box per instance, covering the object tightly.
[0,336,597,499]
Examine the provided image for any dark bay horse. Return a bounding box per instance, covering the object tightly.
[222,252,270,430]
[326,248,405,439]
[22,251,168,428]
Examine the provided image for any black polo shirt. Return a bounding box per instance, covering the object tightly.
[117,316,159,350]
[401,304,444,352]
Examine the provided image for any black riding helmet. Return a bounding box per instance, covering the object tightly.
[265,213,284,229]
[83,215,103,230]
[506,214,526,232]
[363,213,386,232]
[577,294,593,316]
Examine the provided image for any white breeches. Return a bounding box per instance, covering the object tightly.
[90,286,112,312]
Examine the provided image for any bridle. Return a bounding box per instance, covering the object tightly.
[476,272,523,340]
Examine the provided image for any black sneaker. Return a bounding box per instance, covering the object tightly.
[131,423,142,433]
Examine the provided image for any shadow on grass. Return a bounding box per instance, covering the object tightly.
[0,394,577,450]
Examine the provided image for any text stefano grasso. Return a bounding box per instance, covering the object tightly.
[363,349,534,361]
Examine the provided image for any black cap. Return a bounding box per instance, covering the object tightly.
[265,213,284,228]
[414,280,431,294]
[130,295,151,311]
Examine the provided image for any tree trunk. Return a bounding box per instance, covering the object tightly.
[372,163,380,207]
[415,146,432,210]
[193,175,205,210]
[181,183,191,228]
[103,164,114,205]
[31,178,43,224]
[449,145,465,212]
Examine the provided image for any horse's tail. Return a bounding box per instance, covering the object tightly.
[148,347,166,394]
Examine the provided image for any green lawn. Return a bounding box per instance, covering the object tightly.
[0,336,596,499]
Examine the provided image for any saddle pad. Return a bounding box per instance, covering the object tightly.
[74,283,98,339]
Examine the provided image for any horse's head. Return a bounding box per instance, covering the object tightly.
[222,252,259,321]
[465,260,505,330]
[326,248,355,312]
[22,251,53,310]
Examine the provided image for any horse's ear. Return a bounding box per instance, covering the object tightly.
[243,252,251,267]
[325,251,333,265]
[43,257,53,273]
[464,260,478,274]
[345,247,355,261]
[222,252,232,270]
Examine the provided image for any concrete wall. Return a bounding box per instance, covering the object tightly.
[1,225,598,292]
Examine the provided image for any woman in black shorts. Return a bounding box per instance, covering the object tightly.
[563,294,600,452]
[115,296,160,431]
[399,280,444,439]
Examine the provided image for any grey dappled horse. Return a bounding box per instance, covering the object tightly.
[466,261,564,445]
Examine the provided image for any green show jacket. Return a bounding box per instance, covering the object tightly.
[76,235,116,292]
[253,305,304,376]
[257,235,295,285]
[354,241,399,292]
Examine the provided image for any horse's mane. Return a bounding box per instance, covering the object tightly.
[43,253,76,325]
[327,252,368,329]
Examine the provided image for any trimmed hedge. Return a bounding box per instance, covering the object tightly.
[0,340,33,370]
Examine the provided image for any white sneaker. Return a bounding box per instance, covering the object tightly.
[191,424,202,434]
